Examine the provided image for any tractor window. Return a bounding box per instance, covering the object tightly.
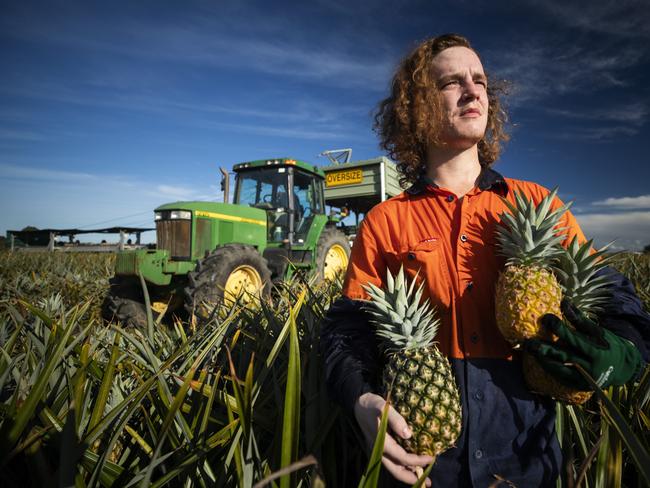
[236,169,289,209]
[293,171,317,242]
[311,178,324,214]
[236,168,291,242]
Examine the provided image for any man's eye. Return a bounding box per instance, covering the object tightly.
[475,79,487,87]
[442,80,459,88]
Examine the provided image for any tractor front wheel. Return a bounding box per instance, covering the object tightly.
[185,244,272,321]
[316,228,351,281]
[102,277,156,328]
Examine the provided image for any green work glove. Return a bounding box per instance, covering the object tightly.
[525,301,644,390]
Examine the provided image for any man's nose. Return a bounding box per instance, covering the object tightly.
[463,80,482,100]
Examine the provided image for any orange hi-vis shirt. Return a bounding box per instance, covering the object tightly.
[343,168,587,361]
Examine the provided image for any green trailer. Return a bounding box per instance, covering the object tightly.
[102,155,402,326]
[323,156,402,214]
[321,156,401,238]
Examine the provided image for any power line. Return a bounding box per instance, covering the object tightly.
[122,220,155,228]
[77,210,152,229]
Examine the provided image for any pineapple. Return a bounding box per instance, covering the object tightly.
[494,189,615,404]
[494,188,570,344]
[524,237,614,404]
[363,266,462,459]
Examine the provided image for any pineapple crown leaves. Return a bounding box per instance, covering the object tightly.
[553,236,615,316]
[362,265,440,353]
[496,187,573,267]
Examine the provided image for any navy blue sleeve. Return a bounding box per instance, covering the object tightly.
[598,266,650,362]
[320,296,382,415]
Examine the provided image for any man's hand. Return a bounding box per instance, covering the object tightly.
[354,392,434,486]
[525,300,644,390]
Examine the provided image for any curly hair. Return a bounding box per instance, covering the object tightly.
[374,34,510,187]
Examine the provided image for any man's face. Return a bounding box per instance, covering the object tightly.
[431,46,489,149]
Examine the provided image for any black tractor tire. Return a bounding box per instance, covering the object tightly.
[102,276,155,328]
[184,244,272,321]
[316,227,351,281]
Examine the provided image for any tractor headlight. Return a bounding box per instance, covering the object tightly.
[155,210,192,220]
[170,210,192,220]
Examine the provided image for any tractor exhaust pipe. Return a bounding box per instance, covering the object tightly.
[220,167,230,203]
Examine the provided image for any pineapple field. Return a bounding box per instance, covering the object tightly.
[0,250,649,487]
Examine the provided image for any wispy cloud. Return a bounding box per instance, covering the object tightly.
[544,104,649,126]
[0,163,217,232]
[154,184,202,200]
[547,125,640,141]
[1,4,395,91]
[203,121,357,141]
[592,195,650,209]
[0,129,51,142]
[527,0,650,39]
[203,38,393,89]
[488,40,648,140]
[0,163,96,182]
[488,41,646,103]
[0,77,370,142]
[575,210,650,251]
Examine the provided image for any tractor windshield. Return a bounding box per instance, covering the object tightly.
[236,168,289,209]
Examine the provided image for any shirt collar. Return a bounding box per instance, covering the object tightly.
[406,166,509,196]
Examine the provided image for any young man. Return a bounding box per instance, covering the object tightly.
[321,34,649,487]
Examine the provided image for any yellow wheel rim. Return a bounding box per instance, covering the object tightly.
[151,294,184,315]
[324,244,349,281]
[151,301,168,314]
[224,265,264,305]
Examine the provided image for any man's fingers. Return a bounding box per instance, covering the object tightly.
[530,341,571,363]
[559,301,605,345]
[383,433,435,467]
[386,404,411,439]
[382,455,432,487]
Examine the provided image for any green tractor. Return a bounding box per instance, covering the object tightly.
[103,158,345,326]
[102,155,401,326]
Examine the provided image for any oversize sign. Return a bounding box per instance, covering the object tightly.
[325,169,363,187]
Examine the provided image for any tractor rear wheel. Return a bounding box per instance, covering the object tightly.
[316,228,351,281]
[185,244,272,321]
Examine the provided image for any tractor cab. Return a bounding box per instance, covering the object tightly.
[232,158,325,246]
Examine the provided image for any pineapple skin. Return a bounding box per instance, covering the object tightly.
[523,353,593,405]
[495,265,562,343]
[383,346,462,457]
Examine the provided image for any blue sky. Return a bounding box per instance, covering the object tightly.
[1,0,649,250]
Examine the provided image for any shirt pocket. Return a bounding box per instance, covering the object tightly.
[385,238,451,306]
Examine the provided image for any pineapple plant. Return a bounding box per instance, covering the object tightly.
[363,266,462,458]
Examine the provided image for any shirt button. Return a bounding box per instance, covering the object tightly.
[460,234,468,242]
[470,333,479,344]
[474,390,484,401]
[474,449,484,459]
[466,281,474,290]
[407,252,416,260]
[446,194,454,202]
